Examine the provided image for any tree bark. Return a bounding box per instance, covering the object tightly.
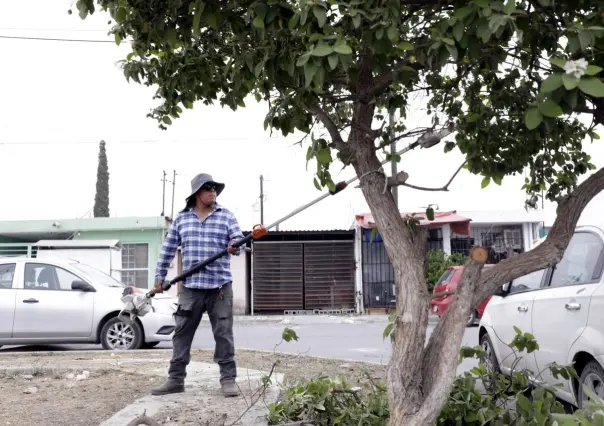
[415,167,604,425]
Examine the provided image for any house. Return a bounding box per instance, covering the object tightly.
[0,216,174,289]
[353,209,546,312]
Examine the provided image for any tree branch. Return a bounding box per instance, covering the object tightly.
[399,162,466,191]
[306,102,347,150]
[472,166,604,305]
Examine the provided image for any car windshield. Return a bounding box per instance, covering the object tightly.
[70,263,126,288]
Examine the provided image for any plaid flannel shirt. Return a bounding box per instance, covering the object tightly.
[154,203,244,289]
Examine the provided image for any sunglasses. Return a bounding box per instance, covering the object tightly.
[201,183,217,192]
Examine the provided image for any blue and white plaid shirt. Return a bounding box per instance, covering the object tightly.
[154,203,244,290]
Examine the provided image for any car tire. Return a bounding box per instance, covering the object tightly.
[466,311,477,327]
[479,332,501,391]
[100,317,144,351]
[578,360,604,408]
[143,342,160,349]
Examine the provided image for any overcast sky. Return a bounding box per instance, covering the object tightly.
[1,0,603,231]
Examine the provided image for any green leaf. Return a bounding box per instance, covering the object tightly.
[207,13,219,30]
[327,53,339,70]
[287,14,299,29]
[481,176,490,189]
[192,0,204,35]
[442,37,455,46]
[313,177,322,190]
[493,176,502,185]
[454,7,472,21]
[313,6,326,28]
[76,0,89,19]
[304,62,318,87]
[387,25,399,43]
[317,148,332,164]
[114,32,121,45]
[252,16,265,28]
[579,77,604,97]
[538,100,564,117]
[296,52,311,67]
[425,207,435,221]
[383,322,394,340]
[579,30,592,50]
[352,14,361,28]
[397,41,413,51]
[549,57,566,69]
[162,116,172,125]
[503,0,516,14]
[254,3,267,19]
[282,327,299,342]
[517,394,532,412]
[333,42,353,55]
[311,43,333,57]
[116,7,127,24]
[586,65,603,75]
[524,107,543,130]
[452,22,464,42]
[562,74,580,90]
[540,73,562,93]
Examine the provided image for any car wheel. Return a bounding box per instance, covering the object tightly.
[100,317,144,350]
[466,311,477,327]
[578,360,604,408]
[480,332,500,391]
[143,342,160,349]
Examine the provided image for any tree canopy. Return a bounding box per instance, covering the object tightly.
[72,0,604,424]
[75,0,604,205]
[93,139,110,218]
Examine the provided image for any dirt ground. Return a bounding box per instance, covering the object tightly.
[0,349,387,426]
[0,368,155,426]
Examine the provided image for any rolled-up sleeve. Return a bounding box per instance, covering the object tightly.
[155,216,181,282]
[227,211,244,256]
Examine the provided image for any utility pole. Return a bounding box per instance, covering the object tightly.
[259,174,264,224]
[389,112,399,208]
[161,170,167,216]
[170,170,177,218]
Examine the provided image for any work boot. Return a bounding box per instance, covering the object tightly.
[221,380,240,397]
[151,378,185,396]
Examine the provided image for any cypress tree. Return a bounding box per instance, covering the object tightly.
[93,140,110,218]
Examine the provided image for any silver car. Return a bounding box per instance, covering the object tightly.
[0,257,176,350]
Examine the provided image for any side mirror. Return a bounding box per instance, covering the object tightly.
[494,283,510,297]
[72,280,96,292]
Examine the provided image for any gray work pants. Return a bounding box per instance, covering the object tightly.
[168,282,236,384]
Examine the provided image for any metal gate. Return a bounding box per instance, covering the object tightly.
[252,241,355,313]
[361,232,395,309]
[304,242,355,310]
[252,242,304,311]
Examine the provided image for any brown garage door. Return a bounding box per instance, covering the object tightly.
[252,242,303,311]
[304,242,355,310]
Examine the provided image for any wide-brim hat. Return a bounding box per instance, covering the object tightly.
[185,173,225,201]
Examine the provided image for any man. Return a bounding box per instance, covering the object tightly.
[151,173,243,397]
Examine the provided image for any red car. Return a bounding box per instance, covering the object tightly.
[430,265,494,327]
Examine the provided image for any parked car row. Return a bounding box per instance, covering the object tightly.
[0,257,176,350]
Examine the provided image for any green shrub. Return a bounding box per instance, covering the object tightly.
[426,250,467,293]
[266,327,604,425]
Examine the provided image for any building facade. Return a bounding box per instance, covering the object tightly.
[0,216,173,289]
[353,209,546,312]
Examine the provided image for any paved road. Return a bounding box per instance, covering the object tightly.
[0,317,481,374]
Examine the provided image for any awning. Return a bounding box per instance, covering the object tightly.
[355,210,472,236]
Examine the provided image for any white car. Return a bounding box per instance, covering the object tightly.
[479,225,604,408]
[0,257,176,350]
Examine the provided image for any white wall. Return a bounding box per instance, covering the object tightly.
[231,251,249,315]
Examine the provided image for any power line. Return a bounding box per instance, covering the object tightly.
[0,136,286,146]
[0,27,109,32]
[0,34,117,43]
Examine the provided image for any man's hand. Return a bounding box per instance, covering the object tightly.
[227,244,238,255]
[153,281,165,294]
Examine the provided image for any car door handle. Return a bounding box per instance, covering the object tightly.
[565,302,581,311]
[517,305,528,312]
[22,298,39,304]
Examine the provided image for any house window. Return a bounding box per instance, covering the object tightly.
[121,243,149,289]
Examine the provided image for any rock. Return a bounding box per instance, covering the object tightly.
[23,387,37,394]
[75,374,86,381]
[65,373,75,380]
[339,363,352,369]
[21,374,34,380]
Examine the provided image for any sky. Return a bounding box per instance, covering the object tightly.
[2,1,604,231]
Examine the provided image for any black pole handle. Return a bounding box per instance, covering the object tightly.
[148,233,255,297]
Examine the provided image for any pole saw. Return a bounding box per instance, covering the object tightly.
[118,129,453,324]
